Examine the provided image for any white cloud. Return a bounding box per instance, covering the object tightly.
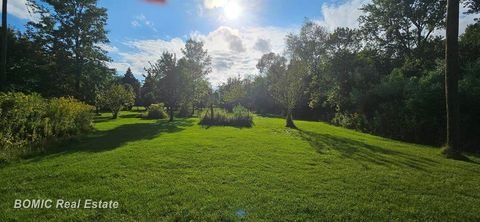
[107,38,185,79]
[130,14,158,32]
[98,43,119,53]
[316,0,370,31]
[1,0,36,20]
[107,26,292,86]
[459,5,478,34]
[203,0,227,9]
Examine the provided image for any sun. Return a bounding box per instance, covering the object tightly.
[223,1,243,20]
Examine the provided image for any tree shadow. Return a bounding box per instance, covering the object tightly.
[93,116,113,123]
[298,130,440,172]
[27,119,194,162]
[119,113,143,118]
[199,123,254,129]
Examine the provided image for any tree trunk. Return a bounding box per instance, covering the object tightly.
[1,0,7,90]
[210,103,214,120]
[443,0,461,158]
[286,110,296,129]
[112,110,118,119]
[169,107,174,122]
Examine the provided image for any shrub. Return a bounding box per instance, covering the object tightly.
[144,103,168,119]
[0,93,94,159]
[200,105,253,127]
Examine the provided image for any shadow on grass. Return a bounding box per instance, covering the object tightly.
[27,119,194,162]
[119,113,143,118]
[298,130,440,171]
[93,115,113,123]
[199,123,253,129]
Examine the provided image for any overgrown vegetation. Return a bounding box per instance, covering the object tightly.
[0,93,93,160]
[200,105,253,127]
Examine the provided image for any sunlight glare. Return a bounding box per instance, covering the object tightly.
[224,1,242,20]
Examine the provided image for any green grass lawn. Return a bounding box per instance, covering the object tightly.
[1,111,480,221]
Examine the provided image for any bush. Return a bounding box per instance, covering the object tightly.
[0,93,94,159]
[200,105,253,127]
[144,103,168,119]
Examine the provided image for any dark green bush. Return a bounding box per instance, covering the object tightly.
[0,93,94,159]
[144,103,168,119]
[200,105,253,127]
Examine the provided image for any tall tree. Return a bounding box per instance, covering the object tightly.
[140,71,158,108]
[145,52,180,122]
[257,53,307,128]
[443,0,461,158]
[27,0,110,100]
[1,0,7,90]
[121,68,141,107]
[181,39,212,115]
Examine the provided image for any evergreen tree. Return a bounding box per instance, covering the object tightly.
[121,68,141,107]
[27,0,111,101]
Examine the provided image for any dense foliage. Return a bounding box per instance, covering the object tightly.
[1,0,114,102]
[217,20,480,151]
[142,42,212,121]
[0,93,93,159]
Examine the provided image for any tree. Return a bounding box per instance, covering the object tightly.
[218,76,250,110]
[121,68,141,107]
[27,0,110,100]
[180,39,212,115]
[96,84,135,119]
[140,71,158,108]
[443,0,461,158]
[145,52,180,122]
[257,53,307,128]
[1,0,7,90]
[359,0,447,59]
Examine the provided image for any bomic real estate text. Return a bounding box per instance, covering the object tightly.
[13,199,119,209]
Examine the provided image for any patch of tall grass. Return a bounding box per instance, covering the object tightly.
[199,105,253,127]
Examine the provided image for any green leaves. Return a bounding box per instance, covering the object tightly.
[96,84,135,119]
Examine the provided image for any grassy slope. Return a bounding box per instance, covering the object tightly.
[1,111,479,221]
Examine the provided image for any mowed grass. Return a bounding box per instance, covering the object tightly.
[1,111,480,221]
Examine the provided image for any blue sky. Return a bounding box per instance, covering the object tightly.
[2,0,478,85]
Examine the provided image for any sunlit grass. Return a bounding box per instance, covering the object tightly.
[1,111,479,221]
